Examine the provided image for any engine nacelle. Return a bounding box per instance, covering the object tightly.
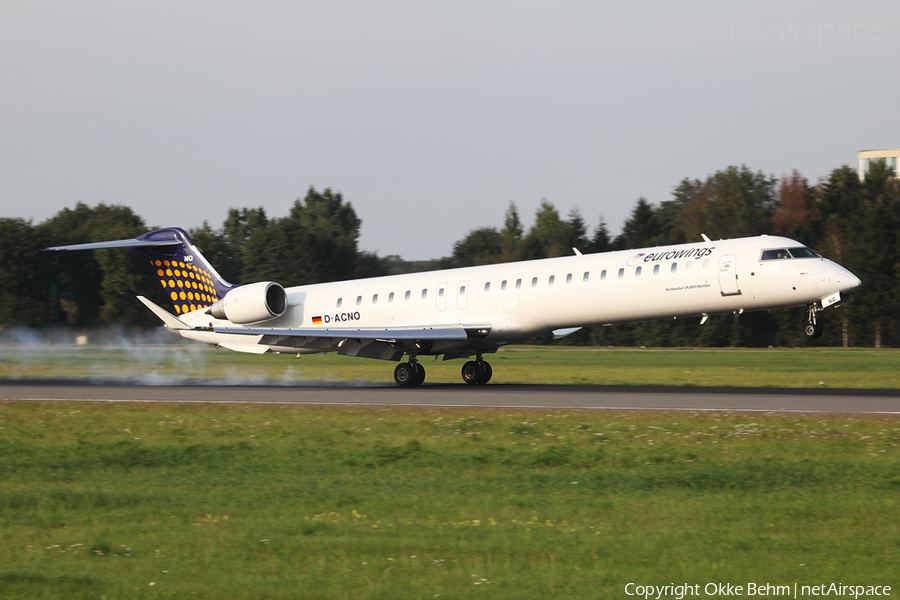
[208,282,287,324]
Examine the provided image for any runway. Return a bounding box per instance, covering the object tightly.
[2,380,900,414]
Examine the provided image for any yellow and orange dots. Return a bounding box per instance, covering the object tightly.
[170,292,178,301]
[174,305,182,314]
[187,292,194,301]
[167,280,176,288]
[157,269,164,277]
[155,260,162,267]
[166,269,173,276]
[160,280,167,288]
[179,291,186,300]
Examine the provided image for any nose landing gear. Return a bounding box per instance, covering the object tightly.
[803,304,824,338]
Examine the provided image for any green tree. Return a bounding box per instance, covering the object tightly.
[242,187,374,285]
[616,198,660,249]
[500,202,523,262]
[0,219,52,326]
[38,203,157,326]
[447,227,503,268]
[520,200,569,259]
[675,166,777,240]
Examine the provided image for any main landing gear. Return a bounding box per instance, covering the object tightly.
[461,355,492,385]
[803,304,824,338]
[394,359,426,387]
[393,354,494,387]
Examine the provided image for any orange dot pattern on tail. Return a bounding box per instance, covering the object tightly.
[150,259,220,315]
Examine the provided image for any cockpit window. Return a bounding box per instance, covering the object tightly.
[787,247,821,258]
[761,247,822,261]
[761,249,789,260]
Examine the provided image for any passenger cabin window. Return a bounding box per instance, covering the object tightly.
[635,266,642,276]
[516,278,522,289]
[600,270,607,280]
[501,280,507,290]
[703,259,710,270]
[356,295,362,306]
[686,262,693,272]
[548,275,555,285]
[617,268,624,279]
[404,290,411,301]
[372,294,378,304]
[653,264,660,275]
[531,277,538,287]
[566,273,572,284]
[671,263,677,273]
[336,298,343,308]
[438,288,445,297]
[421,289,428,299]
[583,271,589,282]
[389,292,394,302]
[459,285,466,294]
[484,282,490,292]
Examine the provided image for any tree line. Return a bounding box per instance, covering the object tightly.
[1,163,898,347]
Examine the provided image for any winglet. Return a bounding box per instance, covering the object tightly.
[137,296,191,330]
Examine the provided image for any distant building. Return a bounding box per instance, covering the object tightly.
[858,148,899,179]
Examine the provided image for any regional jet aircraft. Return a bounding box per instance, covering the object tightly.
[45,228,860,386]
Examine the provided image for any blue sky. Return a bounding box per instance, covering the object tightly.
[2,1,897,259]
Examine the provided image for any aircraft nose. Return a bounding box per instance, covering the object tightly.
[838,269,861,292]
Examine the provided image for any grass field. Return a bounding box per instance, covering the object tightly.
[2,343,900,388]
[1,401,898,599]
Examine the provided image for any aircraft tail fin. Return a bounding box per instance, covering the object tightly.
[45,227,235,316]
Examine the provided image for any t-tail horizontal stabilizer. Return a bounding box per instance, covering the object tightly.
[43,227,234,317]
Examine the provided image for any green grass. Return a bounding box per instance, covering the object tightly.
[1,402,898,599]
[2,343,900,388]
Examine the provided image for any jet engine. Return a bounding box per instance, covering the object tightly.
[208,282,287,324]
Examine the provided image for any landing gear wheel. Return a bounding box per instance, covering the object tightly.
[461,360,492,385]
[805,323,824,338]
[461,361,483,385]
[412,363,426,386]
[479,361,493,384]
[394,363,416,387]
[802,305,824,338]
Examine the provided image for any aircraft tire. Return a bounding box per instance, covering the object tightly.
[394,363,417,387]
[478,361,492,384]
[412,363,426,386]
[461,360,483,385]
[804,323,824,338]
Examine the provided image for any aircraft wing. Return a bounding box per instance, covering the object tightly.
[213,324,488,342]
[212,323,492,360]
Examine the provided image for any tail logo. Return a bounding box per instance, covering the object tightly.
[151,259,218,314]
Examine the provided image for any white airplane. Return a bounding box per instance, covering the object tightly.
[45,228,861,386]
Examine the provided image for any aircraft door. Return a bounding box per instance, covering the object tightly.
[457,280,469,310]
[718,254,742,296]
[436,282,448,311]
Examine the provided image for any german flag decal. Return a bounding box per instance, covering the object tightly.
[311,316,323,325]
